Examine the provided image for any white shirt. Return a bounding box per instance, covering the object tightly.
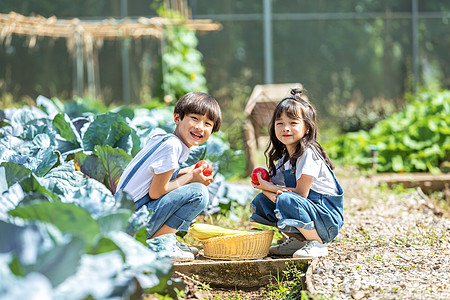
[116,134,190,201]
[273,147,338,196]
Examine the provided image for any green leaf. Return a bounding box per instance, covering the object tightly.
[126,205,152,236]
[414,124,434,141]
[74,151,106,183]
[41,161,88,197]
[64,99,97,119]
[31,147,60,177]
[327,90,450,172]
[21,119,57,143]
[36,95,64,117]
[10,106,47,126]
[391,155,404,172]
[19,174,59,202]
[0,184,25,218]
[110,105,135,120]
[182,145,206,167]
[8,202,100,249]
[87,236,123,256]
[97,210,132,235]
[0,220,80,288]
[134,227,149,245]
[9,256,24,276]
[0,135,59,177]
[0,162,32,188]
[411,158,427,170]
[95,145,132,194]
[24,237,85,287]
[52,113,82,146]
[107,231,172,278]
[0,220,42,259]
[82,112,140,156]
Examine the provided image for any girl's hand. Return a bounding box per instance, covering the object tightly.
[276,188,289,197]
[251,173,271,190]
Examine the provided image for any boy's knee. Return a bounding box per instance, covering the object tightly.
[189,183,209,207]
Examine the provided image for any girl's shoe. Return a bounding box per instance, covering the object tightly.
[269,237,308,256]
[292,240,328,258]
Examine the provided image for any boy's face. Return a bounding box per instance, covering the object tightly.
[174,113,214,147]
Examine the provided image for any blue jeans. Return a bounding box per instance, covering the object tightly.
[135,183,209,238]
[250,190,343,243]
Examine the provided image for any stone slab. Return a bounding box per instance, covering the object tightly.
[372,173,450,193]
[174,257,311,288]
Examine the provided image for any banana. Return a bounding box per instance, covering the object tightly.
[188,223,245,240]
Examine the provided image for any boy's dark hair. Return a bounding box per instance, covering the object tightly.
[174,92,222,132]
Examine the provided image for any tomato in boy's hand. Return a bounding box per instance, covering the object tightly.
[251,167,269,185]
[195,160,213,176]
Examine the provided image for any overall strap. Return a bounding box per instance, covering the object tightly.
[310,145,344,195]
[117,135,171,193]
[310,145,330,170]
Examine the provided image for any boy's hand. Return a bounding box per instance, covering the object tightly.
[191,165,213,186]
[183,165,196,172]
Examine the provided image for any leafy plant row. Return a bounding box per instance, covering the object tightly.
[325,90,450,173]
[0,95,247,299]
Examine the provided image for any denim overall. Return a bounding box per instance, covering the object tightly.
[250,149,344,243]
[118,134,209,238]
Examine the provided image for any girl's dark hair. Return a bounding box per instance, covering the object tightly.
[265,88,334,176]
[174,92,222,132]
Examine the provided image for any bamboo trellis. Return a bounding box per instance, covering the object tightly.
[0,12,221,42]
[0,11,221,99]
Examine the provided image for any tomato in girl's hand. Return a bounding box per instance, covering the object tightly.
[251,167,269,185]
[195,160,213,176]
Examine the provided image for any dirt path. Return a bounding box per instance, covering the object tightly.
[310,174,450,299]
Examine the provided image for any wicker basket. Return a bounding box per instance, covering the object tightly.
[202,230,274,260]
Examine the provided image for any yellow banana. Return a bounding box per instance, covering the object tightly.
[188,223,245,240]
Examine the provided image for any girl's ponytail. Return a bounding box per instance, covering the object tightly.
[291,88,303,99]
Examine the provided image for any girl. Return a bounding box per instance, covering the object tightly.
[249,88,344,258]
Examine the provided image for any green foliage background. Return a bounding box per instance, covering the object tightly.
[325,90,450,173]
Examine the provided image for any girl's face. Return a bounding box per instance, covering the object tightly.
[274,111,308,155]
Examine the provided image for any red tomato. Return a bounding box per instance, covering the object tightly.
[195,160,213,176]
[251,167,269,185]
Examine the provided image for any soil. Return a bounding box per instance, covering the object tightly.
[309,173,450,299]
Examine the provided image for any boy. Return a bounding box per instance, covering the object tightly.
[116,92,222,261]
